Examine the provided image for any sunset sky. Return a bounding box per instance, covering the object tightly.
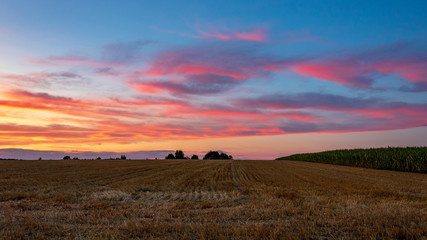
[1,1,426,159]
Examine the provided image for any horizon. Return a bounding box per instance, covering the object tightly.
[1,1,427,159]
[2,144,427,161]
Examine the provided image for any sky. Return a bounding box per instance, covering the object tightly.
[0,0,426,159]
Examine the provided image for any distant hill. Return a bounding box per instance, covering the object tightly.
[276,147,427,173]
[0,148,173,160]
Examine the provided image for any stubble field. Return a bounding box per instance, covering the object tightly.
[0,159,426,239]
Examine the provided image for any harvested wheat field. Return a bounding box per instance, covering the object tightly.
[0,159,426,239]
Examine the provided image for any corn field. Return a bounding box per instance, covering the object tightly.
[277,147,427,173]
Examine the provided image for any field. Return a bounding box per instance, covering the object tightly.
[277,147,427,173]
[0,160,426,239]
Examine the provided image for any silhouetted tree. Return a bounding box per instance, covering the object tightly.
[203,151,232,160]
[203,151,221,159]
[165,153,175,159]
[191,154,199,159]
[121,155,127,160]
[73,157,79,160]
[96,157,101,160]
[175,150,185,159]
[63,156,71,160]
[38,157,42,161]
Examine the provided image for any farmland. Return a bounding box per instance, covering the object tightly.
[0,160,426,239]
[277,147,427,173]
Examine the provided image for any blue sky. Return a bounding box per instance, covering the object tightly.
[0,1,426,159]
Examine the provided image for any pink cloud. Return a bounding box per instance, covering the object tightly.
[130,45,290,95]
[110,96,188,107]
[234,29,267,42]
[196,28,268,42]
[293,61,374,88]
[4,38,427,148]
[294,59,427,90]
[141,64,248,80]
[152,24,268,42]
[373,60,427,83]
[2,86,426,145]
[292,43,427,90]
[233,92,427,127]
[197,31,233,41]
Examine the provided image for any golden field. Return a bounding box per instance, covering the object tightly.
[0,159,426,239]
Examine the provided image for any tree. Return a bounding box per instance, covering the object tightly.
[121,155,127,160]
[191,154,199,159]
[165,153,175,159]
[38,157,42,161]
[73,157,79,160]
[63,156,71,160]
[203,151,232,160]
[203,151,221,160]
[96,157,101,160]
[175,150,185,159]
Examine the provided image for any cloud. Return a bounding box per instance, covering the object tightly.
[234,92,427,118]
[131,44,294,95]
[292,41,427,91]
[110,95,188,107]
[294,61,375,88]
[398,82,427,92]
[3,32,427,150]
[235,92,378,110]
[2,88,426,146]
[130,74,239,95]
[233,29,267,42]
[152,24,268,42]
[30,40,151,72]
[4,89,93,108]
[279,113,426,134]
[31,56,118,68]
[0,71,82,89]
[0,123,96,139]
[101,40,151,63]
[174,102,318,122]
[1,89,156,121]
[196,29,267,42]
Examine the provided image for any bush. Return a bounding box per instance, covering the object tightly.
[191,154,199,159]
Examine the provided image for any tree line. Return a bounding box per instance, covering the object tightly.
[165,150,233,160]
[63,155,127,160]
[61,151,233,160]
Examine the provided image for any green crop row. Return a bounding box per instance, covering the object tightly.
[276,147,427,173]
